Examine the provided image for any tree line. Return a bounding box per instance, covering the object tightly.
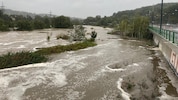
[116,15,152,39]
[0,10,77,31]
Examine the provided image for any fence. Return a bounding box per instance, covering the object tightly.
[149,26,178,46]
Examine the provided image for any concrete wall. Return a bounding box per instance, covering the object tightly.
[150,30,178,76]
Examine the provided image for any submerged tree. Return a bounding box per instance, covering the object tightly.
[131,16,149,39]
[117,15,150,39]
[90,31,97,41]
[70,25,86,41]
[119,19,129,36]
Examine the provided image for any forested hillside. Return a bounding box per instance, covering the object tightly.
[84,3,178,27]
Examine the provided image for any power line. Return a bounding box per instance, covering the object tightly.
[49,11,52,17]
[0,2,5,9]
[0,2,5,13]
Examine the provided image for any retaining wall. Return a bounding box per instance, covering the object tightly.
[150,30,178,76]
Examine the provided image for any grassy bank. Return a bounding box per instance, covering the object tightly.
[36,40,97,55]
[0,40,97,69]
[0,52,47,69]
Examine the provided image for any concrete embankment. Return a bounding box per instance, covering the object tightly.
[151,30,178,76]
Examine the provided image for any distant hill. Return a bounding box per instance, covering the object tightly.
[4,9,54,18]
[112,3,178,24]
[112,3,177,19]
[3,9,83,21]
[83,3,178,27]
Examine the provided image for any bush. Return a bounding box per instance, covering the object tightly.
[90,31,97,41]
[0,51,47,69]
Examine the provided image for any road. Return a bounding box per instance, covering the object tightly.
[0,26,178,100]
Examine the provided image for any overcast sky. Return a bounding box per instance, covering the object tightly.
[2,0,178,18]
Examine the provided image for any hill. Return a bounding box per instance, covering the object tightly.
[3,9,54,18]
[84,3,178,27]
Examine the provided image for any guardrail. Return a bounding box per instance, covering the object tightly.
[149,26,178,45]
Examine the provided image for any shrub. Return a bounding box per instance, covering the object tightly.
[90,31,97,41]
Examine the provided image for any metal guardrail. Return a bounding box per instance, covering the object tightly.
[149,26,178,45]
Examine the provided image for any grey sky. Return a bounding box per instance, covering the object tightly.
[2,0,178,18]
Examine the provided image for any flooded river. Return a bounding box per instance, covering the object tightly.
[0,26,178,100]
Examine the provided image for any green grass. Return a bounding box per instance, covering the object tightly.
[36,40,97,55]
[0,51,47,69]
[0,40,97,69]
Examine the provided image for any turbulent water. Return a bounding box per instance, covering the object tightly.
[0,26,178,100]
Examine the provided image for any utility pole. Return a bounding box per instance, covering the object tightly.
[151,5,155,27]
[0,2,5,13]
[160,0,163,34]
[49,11,52,28]
[49,11,52,18]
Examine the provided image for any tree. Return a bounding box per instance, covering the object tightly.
[17,20,33,31]
[33,20,45,29]
[83,17,96,25]
[116,15,150,39]
[0,18,9,31]
[43,17,51,28]
[52,16,72,28]
[131,16,149,39]
[119,19,129,35]
[70,25,86,41]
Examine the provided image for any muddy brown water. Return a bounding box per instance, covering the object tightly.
[0,26,178,100]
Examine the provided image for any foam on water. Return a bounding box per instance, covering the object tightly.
[132,63,139,66]
[6,32,20,37]
[0,62,67,100]
[117,78,131,100]
[139,46,145,49]
[0,63,48,72]
[17,45,25,49]
[0,48,106,100]
[118,39,124,41]
[88,62,141,82]
[128,40,138,42]
[87,68,106,82]
[3,41,21,46]
[66,89,85,100]
[148,57,153,60]
[105,65,126,72]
